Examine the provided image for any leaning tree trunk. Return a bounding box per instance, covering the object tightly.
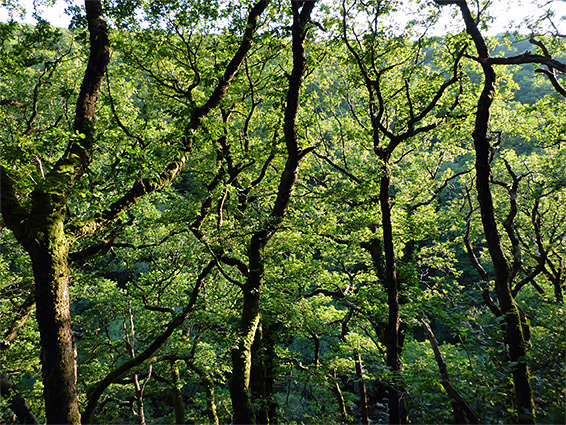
[420,319,479,424]
[229,2,316,423]
[0,373,40,425]
[436,1,535,422]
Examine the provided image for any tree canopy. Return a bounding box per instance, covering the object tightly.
[1,1,565,424]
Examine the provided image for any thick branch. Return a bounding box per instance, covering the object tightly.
[487,54,566,73]
[69,0,270,239]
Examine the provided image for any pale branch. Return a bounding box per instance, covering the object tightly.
[81,260,215,424]
[420,318,480,424]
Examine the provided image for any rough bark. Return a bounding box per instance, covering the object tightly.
[435,1,535,422]
[230,231,265,425]
[170,361,185,425]
[250,323,278,424]
[229,2,316,423]
[0,2,110,423]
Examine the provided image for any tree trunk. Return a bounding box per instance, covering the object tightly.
[204,376,219,425]
[330,372,349,423]
[439,1,535,422]
[312,333,320,368]
[170,361,185,425]
[0,372,40,425]
[29,240,81,424]
[230,238,264,424]
[379,161,409,424]
[1,289,35,351]
[354,349,369,425]
[229,2,315,423]
[420,319,479,424]
[133,373,147,425]
[0,2,110,423]
[250,322,278,424]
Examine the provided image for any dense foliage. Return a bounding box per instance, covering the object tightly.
[1,1,564,424]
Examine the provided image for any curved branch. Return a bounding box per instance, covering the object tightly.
[81,260,215,424]
[68,0,270,240]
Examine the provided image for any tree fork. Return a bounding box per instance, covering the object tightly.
[229,2,316,423]
[0,2,111,423]
[434,1,535,422]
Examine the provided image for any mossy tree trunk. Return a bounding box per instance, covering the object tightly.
[170,361,185,425]
[229,2,316,423]
[250,322,278,424]
[354,349,369,425]
[204,376,219,425]
[0,2,110,423]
